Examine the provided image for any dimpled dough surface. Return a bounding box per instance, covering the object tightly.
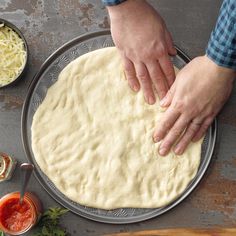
[32,47,203,209]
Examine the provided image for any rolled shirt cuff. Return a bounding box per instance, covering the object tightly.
[102,0,127,6]
[206,0,236,70]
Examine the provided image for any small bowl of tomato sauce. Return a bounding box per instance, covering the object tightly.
[0,192,42,235]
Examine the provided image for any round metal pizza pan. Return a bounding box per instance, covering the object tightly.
[21,30,217,224]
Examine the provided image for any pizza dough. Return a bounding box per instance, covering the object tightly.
[31,47,203,209]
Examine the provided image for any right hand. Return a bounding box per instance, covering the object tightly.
[107,0,177,104]
[153,55,235,156]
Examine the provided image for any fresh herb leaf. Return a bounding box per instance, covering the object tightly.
[33,207,69,236]
[52,226,66,236]
[43,207,69,220]
[42,226,50,235]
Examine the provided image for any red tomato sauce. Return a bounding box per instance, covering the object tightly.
[0,198,33,232]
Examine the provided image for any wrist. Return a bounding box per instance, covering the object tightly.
[204,54,235,81]
[107,0,147,19]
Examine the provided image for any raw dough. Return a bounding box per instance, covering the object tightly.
[32,47,203,209]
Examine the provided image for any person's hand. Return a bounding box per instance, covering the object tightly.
[107,0,177,104]
[153,55,235,156]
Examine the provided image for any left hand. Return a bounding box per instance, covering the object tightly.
[107,0,177,104]
[153,55,235,156]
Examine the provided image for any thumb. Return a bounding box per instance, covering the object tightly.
[165,30,177,56]
[160,85,175,107]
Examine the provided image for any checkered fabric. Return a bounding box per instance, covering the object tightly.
[102,0,127,6]
[206,0,236,70]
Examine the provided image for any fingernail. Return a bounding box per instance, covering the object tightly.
[133,84,139,92]
[148,96,155,105]
[159,146,167,156]
[174,145,182,155]
[160,97,166,107]
[153,135,161,143]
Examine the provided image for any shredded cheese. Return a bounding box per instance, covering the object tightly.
[0,24,26,86]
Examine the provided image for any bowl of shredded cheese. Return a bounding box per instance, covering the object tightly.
[0,19,28,88]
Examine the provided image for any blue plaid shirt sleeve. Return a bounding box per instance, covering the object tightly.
[102,0,127,6]
[206,0,236,70]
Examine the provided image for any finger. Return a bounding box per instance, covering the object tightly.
[192,117,214,142]
[123,57,140,92]
[134,62,156,105]
[174,119,202,155]
[165,30,177,55]
[153,106,180,142]
[158,116,190,156]
[160,85,175,107]
[159,54,176,87]
[145,61,168,100]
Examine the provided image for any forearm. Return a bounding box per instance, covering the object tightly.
[206,0,236,70]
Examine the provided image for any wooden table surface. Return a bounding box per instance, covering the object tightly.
[0,0,235,235]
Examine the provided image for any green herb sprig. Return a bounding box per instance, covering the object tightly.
[33,207,69,236]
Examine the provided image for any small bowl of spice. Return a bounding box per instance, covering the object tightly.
[0,19,28,88]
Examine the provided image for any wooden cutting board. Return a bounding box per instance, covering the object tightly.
[107,228,236,236]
